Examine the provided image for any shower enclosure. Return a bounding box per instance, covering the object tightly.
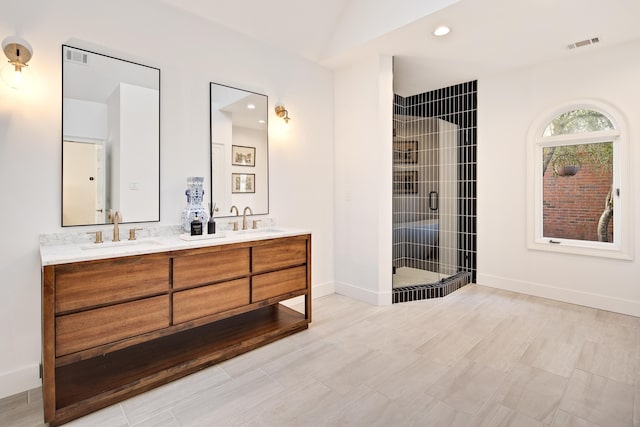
[392,81,477,303]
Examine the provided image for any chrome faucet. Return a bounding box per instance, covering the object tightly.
[242,206,253,230]
[230,205,239,216]
[109,210,122,242]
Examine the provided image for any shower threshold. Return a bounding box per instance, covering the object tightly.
[392,270,472,303]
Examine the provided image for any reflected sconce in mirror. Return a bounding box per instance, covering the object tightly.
[1,36,32,89]
[275,105,291,129]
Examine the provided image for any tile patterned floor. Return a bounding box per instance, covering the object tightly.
[392,267,447,288]
[2,284,639,426]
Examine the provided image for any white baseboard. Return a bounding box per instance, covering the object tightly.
[280,281,336,308]
[312,281,336,299]
[477,273,640,317]
[335,281,392,306]
[0,363,41,400]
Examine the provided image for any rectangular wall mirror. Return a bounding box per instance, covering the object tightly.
[62,45,160,226]
[210,83,269,217]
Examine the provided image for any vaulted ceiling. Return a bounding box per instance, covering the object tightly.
[159,0,640,95]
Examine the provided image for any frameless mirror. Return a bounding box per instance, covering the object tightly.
[210,83,268,218]
[62,45,160,226]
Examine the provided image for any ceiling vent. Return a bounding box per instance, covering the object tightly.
[567,37,600,50]
[64,48,88,65]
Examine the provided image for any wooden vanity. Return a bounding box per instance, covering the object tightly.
[41,233,311,426]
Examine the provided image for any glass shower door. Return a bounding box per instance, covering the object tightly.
[392,118,457,289]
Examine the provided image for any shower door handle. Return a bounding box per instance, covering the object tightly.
[429,191,439,211]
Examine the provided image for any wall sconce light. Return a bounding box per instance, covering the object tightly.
[1,36,33,89]
[275,105,291,127]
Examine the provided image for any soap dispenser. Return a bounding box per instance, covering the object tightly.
[190,213,203,236]
[208,203,216,234]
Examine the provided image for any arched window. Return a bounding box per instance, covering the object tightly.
[528,101,632,259]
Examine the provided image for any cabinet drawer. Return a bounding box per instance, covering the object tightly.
[173,248,250,290]
[252,239,307,273]
[173,278,250,324]
[55,257,170,313]
[56,296,169,357]
[252,266,307,302]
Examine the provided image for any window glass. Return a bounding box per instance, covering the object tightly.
[542,109,614,137]
[542,141,613,242]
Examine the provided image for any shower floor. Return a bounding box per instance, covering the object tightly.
[392,267,450,289]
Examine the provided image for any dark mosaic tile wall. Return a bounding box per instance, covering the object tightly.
[393,81,477,295]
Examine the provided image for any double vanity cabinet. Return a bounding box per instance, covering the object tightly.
[40,230,311,426]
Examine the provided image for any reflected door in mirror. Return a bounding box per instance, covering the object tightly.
[62,141,105,224]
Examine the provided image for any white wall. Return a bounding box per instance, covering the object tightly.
[62,99,107,140]
[0,0,334,398]
[118,83,160,222]
[334,55,393,305]
[107,84,122,216]
[477,40,640,315]
[211,109,233,213]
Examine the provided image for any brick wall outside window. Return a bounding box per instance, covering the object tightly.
[543,161,613,242]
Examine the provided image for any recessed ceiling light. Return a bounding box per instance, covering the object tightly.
[434,26,450,37]
[247,103,256,109]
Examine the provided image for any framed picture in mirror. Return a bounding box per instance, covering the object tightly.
[232,145,256,167]
[232,173,255,193]
[393,140,418,164]
[393,170,418,194]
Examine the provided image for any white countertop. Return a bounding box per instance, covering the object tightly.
[40,227,310,266]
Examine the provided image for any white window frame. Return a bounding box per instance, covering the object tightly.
[527,100,633,260]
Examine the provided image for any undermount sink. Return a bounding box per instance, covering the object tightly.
[80,239,163,250]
